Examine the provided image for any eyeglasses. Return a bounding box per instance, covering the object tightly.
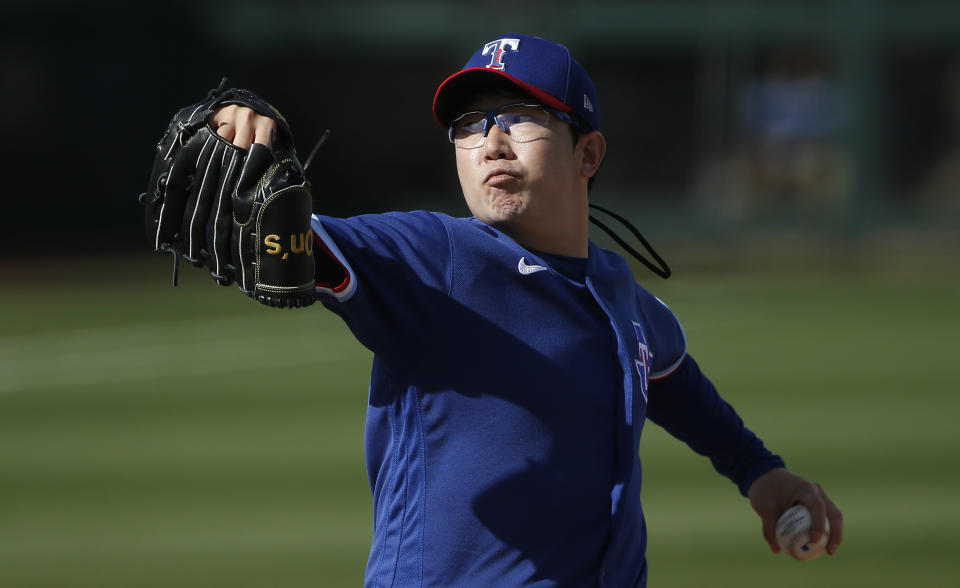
[448,103,579,149]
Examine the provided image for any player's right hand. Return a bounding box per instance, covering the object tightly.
[747,467,844,556]
[210,105,277,150]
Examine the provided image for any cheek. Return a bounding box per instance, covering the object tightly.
[523,143,574,186]
[455,147,481,174]
[454,152,475,190]
[455,151,486,210]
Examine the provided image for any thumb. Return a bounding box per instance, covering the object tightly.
[233,143,274,225]
[761,511,780,554]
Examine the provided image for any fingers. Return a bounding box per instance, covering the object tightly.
[208,146,241,285]
[761,513,780,554]
[209,105,277,150]
[215,120,236,142]
[181,137,224,264]
[788,480,843,556]
[154,131,209,251]
[802,484,829,545]
[253,115,277,147]
[748,468,843,557]
[210,104,238,142]
[747,467,789,554]
[825,495,844,555]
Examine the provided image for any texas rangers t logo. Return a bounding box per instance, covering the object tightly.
[483,38,520,70]
[632,321,652,402]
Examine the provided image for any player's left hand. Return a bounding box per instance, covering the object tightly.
[210,104,277,150]
[747,467,843,556]
[140,80,316,308]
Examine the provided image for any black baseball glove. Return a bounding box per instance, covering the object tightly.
[139,79,317,308]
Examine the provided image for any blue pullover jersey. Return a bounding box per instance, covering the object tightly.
[310,211,784,587]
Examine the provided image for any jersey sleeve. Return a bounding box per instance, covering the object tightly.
[635,289,687,381]
[309,211,453,370]
[646,354,786,496]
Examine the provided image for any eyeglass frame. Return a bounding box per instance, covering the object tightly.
[447,102,581,147]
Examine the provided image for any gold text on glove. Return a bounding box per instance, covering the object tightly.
[264,231,314,259]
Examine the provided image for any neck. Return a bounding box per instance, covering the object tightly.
[495,202,590,258]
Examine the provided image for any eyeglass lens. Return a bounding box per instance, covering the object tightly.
[450,104,552,148]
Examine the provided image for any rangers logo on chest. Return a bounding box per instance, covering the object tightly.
[631,321,653,402]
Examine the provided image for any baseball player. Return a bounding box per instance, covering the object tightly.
[142,33,843,587]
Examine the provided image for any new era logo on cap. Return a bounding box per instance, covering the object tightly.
[433,33,601,132]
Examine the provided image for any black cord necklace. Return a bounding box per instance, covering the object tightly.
[588,203,671,279]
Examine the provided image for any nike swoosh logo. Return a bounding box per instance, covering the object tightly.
[518,257,548,275]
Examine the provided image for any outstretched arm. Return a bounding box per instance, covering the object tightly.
[647,355,842,556]
[647,355,785,495]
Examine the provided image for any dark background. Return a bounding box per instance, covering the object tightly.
[1,3,958,587]
[3,0,958,259]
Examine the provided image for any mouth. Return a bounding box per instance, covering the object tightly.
[484,168,520,187]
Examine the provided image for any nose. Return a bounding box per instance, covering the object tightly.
[482,124,515,160]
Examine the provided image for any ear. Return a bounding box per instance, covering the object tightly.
[579,131,606,179]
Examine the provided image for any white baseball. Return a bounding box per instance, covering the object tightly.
[776,504,829,561]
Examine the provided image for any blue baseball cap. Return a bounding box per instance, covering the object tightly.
[433,33,601,131]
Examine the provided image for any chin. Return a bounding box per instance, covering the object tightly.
[489,192,525,220]
[464,189,526,224]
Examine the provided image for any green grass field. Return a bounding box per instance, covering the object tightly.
[1,253,958,587]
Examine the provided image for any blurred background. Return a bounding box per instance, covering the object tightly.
[1,0,958,586]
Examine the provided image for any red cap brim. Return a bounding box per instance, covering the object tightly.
[432,67,572,126]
